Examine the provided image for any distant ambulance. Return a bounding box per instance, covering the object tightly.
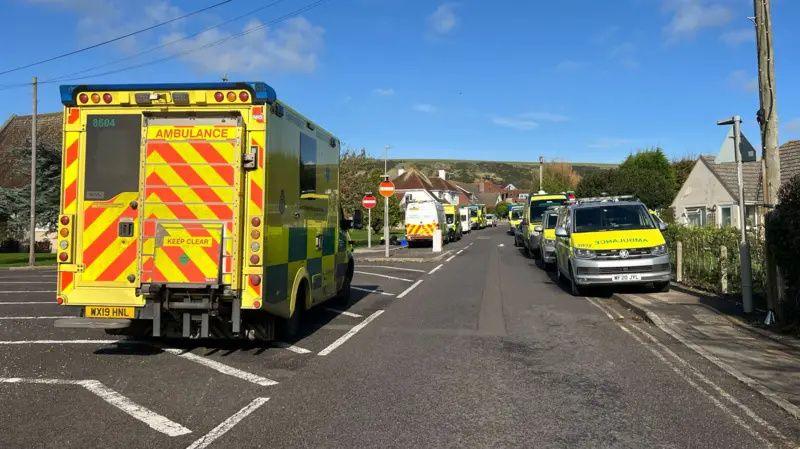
[459,207,471,234]
[405,201,446,246]
[443,204,462,242]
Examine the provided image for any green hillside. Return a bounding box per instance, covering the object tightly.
[380,159,616,191]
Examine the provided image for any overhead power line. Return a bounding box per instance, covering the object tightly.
[0,0,234,76]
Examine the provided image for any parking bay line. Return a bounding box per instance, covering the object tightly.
[396,280,423,299]
[273,342,311,354]
[324,307,363,318]
[185,397,269,449]
[0,377,192,437]
[359,265,426,273]
[353,271,413,282]
[318,310,384,356]
[351,286,394,296]
[445,255,456,262]
[162,348,278,386]
[428,264,443,274]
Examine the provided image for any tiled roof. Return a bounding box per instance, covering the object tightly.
[700,156,763,203]
[392,168,434,190]
[0,112,63,188]
[780,140,800,185]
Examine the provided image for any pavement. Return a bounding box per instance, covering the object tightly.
[0,226,799,448]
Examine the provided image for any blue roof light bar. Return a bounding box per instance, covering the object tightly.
[59,81,277,106]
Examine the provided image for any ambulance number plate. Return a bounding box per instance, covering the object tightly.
[611,273,642,282]
[85,306,135,319]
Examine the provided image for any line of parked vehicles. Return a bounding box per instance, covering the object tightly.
[510,191,671,296]
[404,201,496,247]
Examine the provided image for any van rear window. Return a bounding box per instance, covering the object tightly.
[84,115,141,200]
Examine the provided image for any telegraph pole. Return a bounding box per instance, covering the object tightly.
[28,77,37,267]
[538,155,544,192]
[754,0,781,317]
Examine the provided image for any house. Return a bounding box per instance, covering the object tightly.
[0,112,64,251]
[392,168,463,206]
[451,179,504,206]
[671,140,800,229]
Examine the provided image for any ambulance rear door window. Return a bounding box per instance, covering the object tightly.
[84,114,141,200]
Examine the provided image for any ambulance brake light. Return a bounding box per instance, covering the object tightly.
[214,91,224,102]
[239,91,250,102]
[102,93,112,104]
[60,216,70,225]
[78,93,88,104]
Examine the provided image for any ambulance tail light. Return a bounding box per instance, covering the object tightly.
[239,91,250,102]
[214,91,224,102]
[57,214,74,264]
[249,216,263,266]
[102,93,112,104]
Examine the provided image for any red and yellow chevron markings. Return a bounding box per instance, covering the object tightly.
[81,194,139,283]
[243,136,265,305]
[405,223,436,237]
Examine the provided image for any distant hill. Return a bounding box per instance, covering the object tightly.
[378,159,617,191]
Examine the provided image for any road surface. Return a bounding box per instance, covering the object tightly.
[1,226,798,448]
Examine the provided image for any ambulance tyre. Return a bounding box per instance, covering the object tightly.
[335,260,354,305]
[569,264,584,296]
[280,283,307,339]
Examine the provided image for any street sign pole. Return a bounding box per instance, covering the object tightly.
[367,208,372,248]
[378,179,395,258]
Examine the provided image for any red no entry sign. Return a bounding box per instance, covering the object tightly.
[378,180,395,198]
[362,194,377,209]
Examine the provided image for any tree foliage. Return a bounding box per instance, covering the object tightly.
[494,202,509,218]
[575,169,618,198]
[766,174,800,319]
[339,148,402,231]
[541,162,581,193]
[613,148,677,209]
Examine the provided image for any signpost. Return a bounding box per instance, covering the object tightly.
[378,179,395,257]
[362,194,377,248]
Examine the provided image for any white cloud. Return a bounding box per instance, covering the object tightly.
[413,103,437,113]
[427,3,458,35]
[662,0,732,42]
[721,28,755,46]
[727,69,758,93]
[492,116,539,131]
[372,88,395,96]
[163,17,324,75]
[519,112,569,123]
[554,60,587,73]
[588,138,635,149]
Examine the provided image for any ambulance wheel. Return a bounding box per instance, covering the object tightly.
[569,264,584,297]
[335,260,354,304]
[280,284,306,339]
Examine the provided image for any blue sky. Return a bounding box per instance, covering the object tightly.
[2,0,799,163]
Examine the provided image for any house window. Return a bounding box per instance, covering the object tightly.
[745,205,759,229]
[686,207,705,227]
[720,206,732,228]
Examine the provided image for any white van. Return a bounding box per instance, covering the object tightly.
[405,201,447,246]
[459,206,471,234]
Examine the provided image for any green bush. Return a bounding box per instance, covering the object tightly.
[766,174,800,319]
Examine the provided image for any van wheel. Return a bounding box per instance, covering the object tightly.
[569,264,584,296]
[653,281,670,293]
[280,283,306,339]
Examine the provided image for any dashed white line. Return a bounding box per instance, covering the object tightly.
[318,310,384,356]
[359,265,426,273]
[354,271,413,282]
[0,377,192,437]
[445,255,456,262]
[428,264,443,275]
[351,286,394,296]
[0,316,77,320]
[497,243,505,247]
[456,250,464,255]
[273,342,311,354]
[184,397,269,449]
[162,348,278,386]
[396,280,423,299]
[324,307,363,318]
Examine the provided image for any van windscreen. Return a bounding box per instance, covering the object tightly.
[573,205,655,233]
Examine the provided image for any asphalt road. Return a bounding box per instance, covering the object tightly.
[1,226,798,448]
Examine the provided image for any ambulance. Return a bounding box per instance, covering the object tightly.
[458,206,471,234]
[554,196,670,296]
[521,191,569,258]
[443,203,462,242]
[508,205,523,235]
[468,204,487,229]
[533,207,560,268]
[404,200,446,246]
[53,82,358,340]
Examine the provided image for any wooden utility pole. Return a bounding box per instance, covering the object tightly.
[754,0,780,205]
[28,77,37,267]
[754,0,781,317]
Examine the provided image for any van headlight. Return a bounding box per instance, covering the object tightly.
[651,244,667,256]
[574,248,596,259]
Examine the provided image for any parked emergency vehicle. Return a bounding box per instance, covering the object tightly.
[443,204,462,242]
[554,196,670,296]
[405,200,446,245]
[469,204,487,229]
[459,207,471,234]
[533,207,560,268]
[54,82,357,340]
[521,192,569,258]
[508,205,523,235]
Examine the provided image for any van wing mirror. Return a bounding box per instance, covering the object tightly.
[658,222,668,231]
[555,226,569,237]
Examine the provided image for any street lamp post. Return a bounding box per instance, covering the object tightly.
[717,115,753,313]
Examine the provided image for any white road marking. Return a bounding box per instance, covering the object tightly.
[184,397,269,449]
[354,271,413,282]
[628,293,800,420]
[428,264,443,275]
[318,310,384,356]
[0,301,55,305]
[456,250,464,255]
[445,255,456,262]
[396,280,423,299]
[324,307,363,318]
[359,265,426,273]
[0,339,120,345]
[0,377,192,437]
[0,290,56,293]
[273,342,311,354]
[497,243,505,247]
[162,348,278,386]
[351,286,394,296]
[0,316,78,320]
[585,298,785,447]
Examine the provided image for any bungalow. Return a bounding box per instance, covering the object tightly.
[392,168,464,206]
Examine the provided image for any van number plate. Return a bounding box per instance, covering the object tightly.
[85,306,135,319]
[612,274,641,282]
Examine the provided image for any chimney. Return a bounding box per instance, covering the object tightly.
[438,169,446,180]
[397,168,406,176]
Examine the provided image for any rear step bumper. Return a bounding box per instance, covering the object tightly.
[54,318,132,329]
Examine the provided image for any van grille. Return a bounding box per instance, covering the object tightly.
[577,264,669,275]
